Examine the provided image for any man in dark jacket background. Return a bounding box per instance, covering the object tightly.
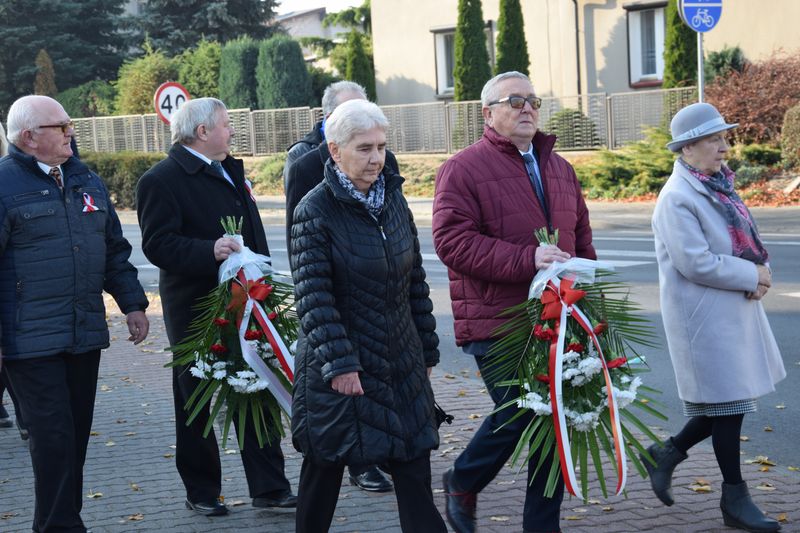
[136,97,296,517]
[432,72,597,533]
[0,95,150,533]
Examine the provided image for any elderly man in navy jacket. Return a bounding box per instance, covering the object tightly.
[0,95,149,533]
[136,97,296,517]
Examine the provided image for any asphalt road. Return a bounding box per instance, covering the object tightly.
[121,201,800,470]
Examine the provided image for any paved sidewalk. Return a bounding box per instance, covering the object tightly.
[1,299,797,532]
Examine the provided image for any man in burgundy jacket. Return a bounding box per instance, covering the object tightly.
[433,72,596,533]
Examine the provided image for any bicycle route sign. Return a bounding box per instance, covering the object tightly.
[154,82,191,125]
[678,0,722,33]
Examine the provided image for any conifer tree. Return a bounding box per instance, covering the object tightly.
[495,0,530,75]
[453,0,492,101]
[255,36,312,109]
[345,31,376,101]
[34,49,57,96]
[663,0,697,88]
[219,37,260,109]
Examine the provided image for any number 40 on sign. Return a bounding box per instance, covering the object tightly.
[154,82,191,125]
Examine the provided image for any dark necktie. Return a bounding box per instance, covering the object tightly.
[210,160,224,176]
[522,153,549,221]
[49,166,63,189]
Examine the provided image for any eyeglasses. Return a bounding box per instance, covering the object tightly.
[37,121,74,134]
[488,95,543,110]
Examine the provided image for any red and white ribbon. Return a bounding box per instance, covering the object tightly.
[82,192,99,212]
[544,276,627,497]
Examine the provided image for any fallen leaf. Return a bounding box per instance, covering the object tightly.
[86,490,103,499]
[90,431,100,436]
[129,483,140,491]
[776,404,786,409]
[777,513,787,523]
[740,435,750,442]
[116,419,127,424]
[788,466,799,471]
[438,446,456,457]
[496,479,516,485]
[457,389,467,397]
[126,513,144,521]
[745,456,777,466]
[105,441,116,447]
[468,413,482,420]
[489,516,510,522]
[443,373,456,379]
[587,499,601,505]
[602,506,613,512]
[230,500,246,507]
[100,385,112,392]
[694,478,711,486]
[163,453,174,458]
[760,466,771,472]
[764,426,773,432]
[565,516,583,521]
[755,483,776,491]
[571,507,588,513]
[224,449,238,455]
[688,483,713,493]
[1,512,19,519]
[335,517,347,522]
[125,432,136,437]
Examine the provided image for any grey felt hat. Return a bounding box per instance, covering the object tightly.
[667,102,738,152]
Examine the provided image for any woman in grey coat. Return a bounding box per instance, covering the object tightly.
[646,103,786,533]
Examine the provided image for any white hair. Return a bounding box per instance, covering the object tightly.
[6,95,60,145]
[325,99,388,147]
[321,81,367,117]
[0,121,7,156]
[480,71,532,107]
[171,97,227,145]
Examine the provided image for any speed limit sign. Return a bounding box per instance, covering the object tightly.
[154,82,191,124]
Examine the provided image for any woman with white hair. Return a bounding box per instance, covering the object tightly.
[290,99,447,532]
[646,102,785,532]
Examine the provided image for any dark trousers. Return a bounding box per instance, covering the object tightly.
[451,353,564,532]
[4,350,101,533]
[173,363,290,503]
[296,453,447,533]
[1,367,26,428]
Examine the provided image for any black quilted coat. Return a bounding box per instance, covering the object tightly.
[290,160,440,467]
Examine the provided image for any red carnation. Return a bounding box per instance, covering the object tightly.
[210,343,227,355]
[267,311,278,320]
[534,324,556,341]
[213,317,230,327]
[593,321,608,335]
[535,374,550,384]
[244,329,263,341]
[606,357,628,369]
[567,342,584,353]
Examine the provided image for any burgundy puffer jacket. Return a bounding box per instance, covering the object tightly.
[432,126,596,345]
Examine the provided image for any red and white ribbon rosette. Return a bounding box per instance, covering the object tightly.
[529,257,627,497]
[219,236,295,415]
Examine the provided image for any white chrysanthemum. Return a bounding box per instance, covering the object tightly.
[517,391,553,416]
[189,366,206,378]
[236,370,257,379]
[212,369,227,380]
[212,361,228,371]
[227,376,249,393]
[245,379,269,393]
[604,376,642,410]
[565,408,600,432]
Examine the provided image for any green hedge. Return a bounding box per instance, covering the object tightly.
[81,151,165,209]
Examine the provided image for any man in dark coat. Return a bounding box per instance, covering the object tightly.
[284,81,395,493]
[136,97,295,517]
[433,72,597,533]
[1,95,150,533]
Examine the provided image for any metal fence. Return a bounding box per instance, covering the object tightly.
[73,87,697,156]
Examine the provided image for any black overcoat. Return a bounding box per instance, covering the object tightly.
[136,144,269,345]
[290,160,439,466]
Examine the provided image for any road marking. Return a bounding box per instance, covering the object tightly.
[781,292,800,298]
[595,249,656,258]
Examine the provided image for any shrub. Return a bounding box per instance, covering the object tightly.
[573,127,673,198]
[58,80,116,118]
[255,36,312,109]
[308,66,340,107]
[705,46,747,83]
[733,165,767,187]
[663,0,696,88]
[81,151,165,208]
[219,37,260,109]
[453,0,492,101]
[706,51,800,145]
[543,109,601,150]
[34,49,58,96]
[781,103,800,169]
[735,144,782,167]
[495,0,529,76]
[247,154,287,194]
[114,43,178,115]
[344,31,376,101]
[177,39,221,99]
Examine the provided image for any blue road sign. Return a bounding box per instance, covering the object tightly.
[679,0,722,33]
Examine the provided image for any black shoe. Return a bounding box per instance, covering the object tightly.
[18,421,28,440]
[443,467,476,533]
[349,466,394,492]
[641,437,687,506]
[0,406,12,428]
[721,481,781,532]
[252,491,297,508]
[185,498,228,516]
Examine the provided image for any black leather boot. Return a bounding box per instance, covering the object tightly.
[721,481,781,532]
[640,437,688,506]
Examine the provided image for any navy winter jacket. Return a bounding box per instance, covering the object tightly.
[0,145,148,359]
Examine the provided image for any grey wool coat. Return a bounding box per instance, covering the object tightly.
[652,160,785,404]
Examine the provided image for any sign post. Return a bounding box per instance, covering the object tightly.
[678,0,722,103]
[154,82,191,125]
